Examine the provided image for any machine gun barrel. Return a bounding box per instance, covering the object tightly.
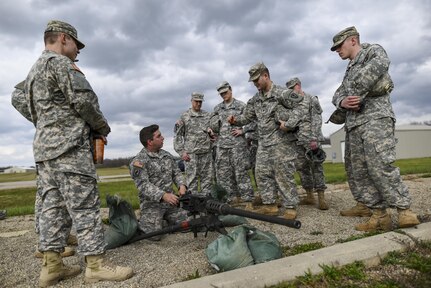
[205,199,301,229]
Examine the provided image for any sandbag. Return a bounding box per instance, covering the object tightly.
[218,215,249,227]
[104,194,138,249]
[245,225,282,264]
[205,226,254,272]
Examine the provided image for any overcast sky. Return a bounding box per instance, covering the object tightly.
[1,0,430,167]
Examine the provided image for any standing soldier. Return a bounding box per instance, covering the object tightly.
[330,26,419,231]
[12,20,133,286]
[210,81,254,206]
[286,77,328,210]
[228,62,306,219]
[174,92,215,195]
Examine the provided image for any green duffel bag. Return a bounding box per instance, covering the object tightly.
[244,225,283,264]
[104,194,138,249]
[218,215,249,227]
[205,226,254,272]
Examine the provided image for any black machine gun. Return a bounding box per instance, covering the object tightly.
[127,193,301,244]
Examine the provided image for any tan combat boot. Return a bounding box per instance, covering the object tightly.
[355,209,392,232]
[317,191,329,210]
[35,246,75,258]
[398,208,420,228]
[253,204,279,216]
[67,234,78,246]
[39,251,81,287]
[299,190,316,205]
[85,254,134,283]
[340,202,372,217]
[283,208,297,220]
[251,195,263,207]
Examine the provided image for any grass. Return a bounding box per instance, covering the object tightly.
[1,157,430,216]
[270,240,431,288]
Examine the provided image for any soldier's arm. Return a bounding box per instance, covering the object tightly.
[56,61,111,136]
[130,160,166,202]
[352,44,390,101]
[11,81,34,124]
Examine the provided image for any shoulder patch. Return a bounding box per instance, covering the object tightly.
[132,160,144,168]
[287,92,303,103]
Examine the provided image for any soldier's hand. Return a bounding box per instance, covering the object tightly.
[227,115,236,124]
[181,152,191,162]
[310,140,318,151]
[231,128,243,137]
[341,96,361,111]
[278,120,289,132]
[178,185,187,196]
[162,193,179,206]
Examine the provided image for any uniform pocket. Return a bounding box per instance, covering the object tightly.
[374,138,396,164]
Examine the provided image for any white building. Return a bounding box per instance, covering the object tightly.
[327,124,431,163]
[3,166,36,174]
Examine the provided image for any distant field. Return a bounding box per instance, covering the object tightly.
[0,157,430,216]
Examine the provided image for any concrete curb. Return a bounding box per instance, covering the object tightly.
[162,222,431,288]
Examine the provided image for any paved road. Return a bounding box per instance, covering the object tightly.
[0,174,131,190]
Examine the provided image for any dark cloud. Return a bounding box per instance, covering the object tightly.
[1,0,430,166]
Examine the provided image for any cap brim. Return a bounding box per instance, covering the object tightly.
[218,88,229,94]
[248,74,260,82]
[71,36,85,49]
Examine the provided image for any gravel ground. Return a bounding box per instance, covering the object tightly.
[1,175,430,288]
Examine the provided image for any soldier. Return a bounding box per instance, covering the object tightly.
[286,77,328,210]
[330,26,419,231]
[12,81,77,258]
[228,62,306,220]
[11,20,133,286]
[210,81,254,206]
[129,125,189,240]
[174,92,215,195]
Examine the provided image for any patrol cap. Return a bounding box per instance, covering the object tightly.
[191,92,204,101]
[286,77,301,89]
[216,81,231,94]
[248,62,267,82]
[330,26,359,51]
[45,20,85,50]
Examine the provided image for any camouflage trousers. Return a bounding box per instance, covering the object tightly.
[255,141,299,208]
[139,201,189,233]
[345,117,411,209]
[37,161,106,256]
[293,144,327,191]
[248,140,258,178]
[215,146,254,203]
[184,152,213,195]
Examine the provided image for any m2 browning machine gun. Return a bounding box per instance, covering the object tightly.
[127,193,301,244]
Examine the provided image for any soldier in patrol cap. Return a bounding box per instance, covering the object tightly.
[12,20,133,286]
[331,26,419,231]
[174,92,215,195]
[286,77,328,210]
[228,62,308,220]
[210,81,254,206]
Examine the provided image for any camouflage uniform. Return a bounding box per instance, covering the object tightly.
[129,148,189,233]
[244,121,258,179]
[12,50,110,256]
[174,108,214,195]
[235,83,305,208]
[293,93,327,192]
[332,42,411,210]
[211,98,254,203]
